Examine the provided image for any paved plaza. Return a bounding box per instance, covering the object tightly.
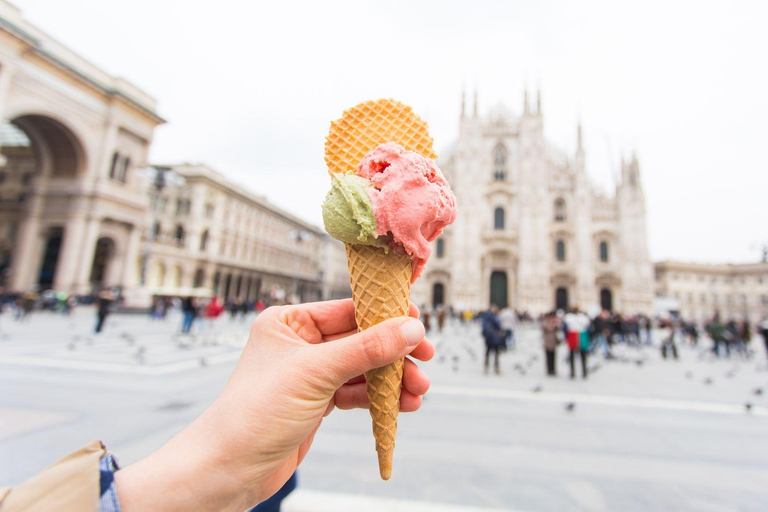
[2,308,768,511]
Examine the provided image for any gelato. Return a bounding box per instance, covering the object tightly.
[322,173,386,248]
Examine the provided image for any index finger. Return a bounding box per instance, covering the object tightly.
[294,299,420,336]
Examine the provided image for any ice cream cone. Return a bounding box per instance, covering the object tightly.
[345,243,412,480]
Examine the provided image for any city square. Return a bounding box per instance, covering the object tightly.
[1,0,767,510]
[2,308,768,511]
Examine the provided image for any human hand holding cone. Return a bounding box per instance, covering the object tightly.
[322,99,457,479]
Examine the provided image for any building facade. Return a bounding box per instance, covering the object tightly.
[142,164,343,304]
[0,2,350,305]
[0,1,163,296]
[654,260,768,324]
[412,91,654,315]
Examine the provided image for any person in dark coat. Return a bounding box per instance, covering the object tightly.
[482,305,503,375]
[181,296,197,334]
[94,290,114,334]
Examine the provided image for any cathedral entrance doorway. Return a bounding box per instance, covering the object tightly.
[38,227,64,290]
[555,287,569,311]
[490,271,508,308]
[600,288,613,312]
[432,282,444,308]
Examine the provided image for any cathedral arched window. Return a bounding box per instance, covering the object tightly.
[494,207,505,230]
[556,240,566,262]
[175,225,185,246]
[554,198,566,222]
[599,241,609,262]
[436,238,445,258]
[200,230,209,252]
[493,144,507,181]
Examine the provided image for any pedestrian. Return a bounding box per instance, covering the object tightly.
[482,305,504,375]
[659,319,679,360]
[94,289,113,334]
[564,306,590,379]
[181,296,197,334]
[591,310,612,358]
[499,306,517,351]
[707,314,728,357]
[758,317,768,360]
[422,307,431,332]
[202,295,224,337]
[541,312,560,376]
[437,306,446,332]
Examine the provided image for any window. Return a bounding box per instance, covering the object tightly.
[200,230,209,251]
[151,222,161,241]
[556,240,566,262]
[108,152,130,183]
[493,144,507,181]
[205,203,215,218]
[436,238,445,258]
[599,241,609,262]
[176,198,191,215]
[554,198,566,222]
[175,225,185,246]
[494,208,505,230]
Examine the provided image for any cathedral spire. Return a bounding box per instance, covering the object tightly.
[577,122,583,151]
[473,88,478,118]
[523,88,530,115]
[536,87,542,115]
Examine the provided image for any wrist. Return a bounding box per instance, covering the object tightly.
[115,406,256,511]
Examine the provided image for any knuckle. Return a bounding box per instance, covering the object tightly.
[362,325,397,365]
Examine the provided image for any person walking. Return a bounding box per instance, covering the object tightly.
[541,312,560,376]
[181,296,197,334]
[758,317,768,360]
[437,306,447,333]
[94,289,114,334]
[659,319,679,360]
[564,306,590,379]
[499,306,518,352]
[482,305,504,375]
[591,310,612,358]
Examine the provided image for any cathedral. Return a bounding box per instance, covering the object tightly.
[412,91,654,315]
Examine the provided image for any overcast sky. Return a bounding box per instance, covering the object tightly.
[14,0,768,263]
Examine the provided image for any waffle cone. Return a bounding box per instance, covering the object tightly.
[325,98,437,177]
[345,243,412,480]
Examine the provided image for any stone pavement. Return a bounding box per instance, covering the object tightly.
[2,309,768,511]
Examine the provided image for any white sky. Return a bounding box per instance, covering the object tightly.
[14,0,768,263]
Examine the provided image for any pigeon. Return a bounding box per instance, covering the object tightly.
[685,372,693,379]
[753,388,763,396]
[531,385,543,393]
[635,360,644,367]
[704,377,713,385]
[745,403,752,412]
[565,402,576,412]
[199,358,207,367]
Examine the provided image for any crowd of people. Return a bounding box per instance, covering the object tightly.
[463,304,768,379]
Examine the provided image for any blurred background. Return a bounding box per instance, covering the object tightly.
[1,1,767,511]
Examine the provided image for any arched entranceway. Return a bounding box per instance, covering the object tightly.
[89,237,115,287]
[490,271,508,308]
[38,227,64,290]
[555,287,569,311]
[11,115,85,178]
[600,288,613,312]
[432,282,445,308]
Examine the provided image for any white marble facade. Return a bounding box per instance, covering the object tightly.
[412,91,654,315]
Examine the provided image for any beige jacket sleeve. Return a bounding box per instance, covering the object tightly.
[0,440,106,512]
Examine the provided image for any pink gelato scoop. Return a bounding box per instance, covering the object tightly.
[356,142,458,281]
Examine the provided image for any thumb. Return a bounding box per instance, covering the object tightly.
[313,317,425,387]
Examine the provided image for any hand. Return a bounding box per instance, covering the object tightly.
[115,299,433,511]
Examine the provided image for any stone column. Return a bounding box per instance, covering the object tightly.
[74,217,101,294]
[120,225,142,289]
[53,215,87,292]
[9,214,43,292]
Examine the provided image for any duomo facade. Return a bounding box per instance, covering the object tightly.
[412,91,654,315]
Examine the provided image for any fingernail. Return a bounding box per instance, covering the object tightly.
[401,319,425,347]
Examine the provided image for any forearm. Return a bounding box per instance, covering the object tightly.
[115,408,255,512]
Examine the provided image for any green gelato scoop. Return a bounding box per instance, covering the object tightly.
[322,174,387,248]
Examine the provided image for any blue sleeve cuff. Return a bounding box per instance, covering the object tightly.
[99,453,122,512]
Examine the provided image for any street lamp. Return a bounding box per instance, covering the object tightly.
[136,165,185,286]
